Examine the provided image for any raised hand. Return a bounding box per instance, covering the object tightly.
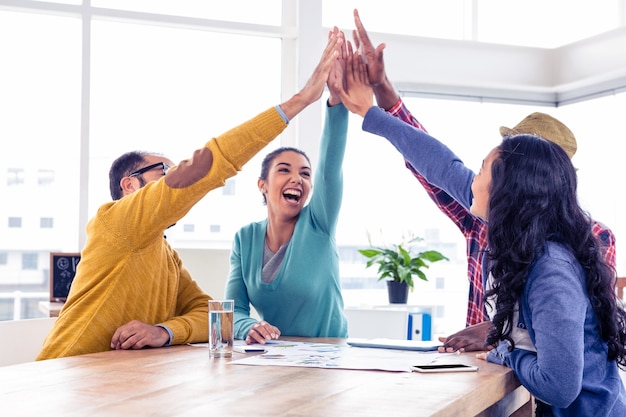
[327,26,347,106]
[353,8,398,110]
[353,8,386,86]
[336,40,374,117]
[279,32,342,121]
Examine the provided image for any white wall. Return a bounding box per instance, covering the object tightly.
[177,248,231,300]
[179,248,261,320]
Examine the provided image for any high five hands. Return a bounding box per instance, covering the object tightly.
[335,40,374,117]
[327,26,347,107]
[326,22,373,113]
[330,10,377,117]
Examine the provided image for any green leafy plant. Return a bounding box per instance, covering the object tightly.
[358,236,449,292]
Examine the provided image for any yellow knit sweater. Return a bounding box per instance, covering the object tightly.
[37,108,286,360]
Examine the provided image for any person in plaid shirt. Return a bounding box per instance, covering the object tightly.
[351,9,616,352]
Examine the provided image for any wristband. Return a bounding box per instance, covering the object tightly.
[275,105,289,125]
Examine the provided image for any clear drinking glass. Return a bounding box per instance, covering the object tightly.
[208,300,234,358]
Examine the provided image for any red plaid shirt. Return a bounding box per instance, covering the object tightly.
[386,98,617,327]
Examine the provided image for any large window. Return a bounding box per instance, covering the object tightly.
[1,1,624,332]
[88,19,282,243]
[92,0,282,25]
[337,93,626,336]
[0,8,81,320]
[343,92,626,243]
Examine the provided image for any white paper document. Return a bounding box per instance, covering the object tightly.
[229,340,452,372]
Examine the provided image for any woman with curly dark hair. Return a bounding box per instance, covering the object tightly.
[472,134,626,416]
[334,44,624,415]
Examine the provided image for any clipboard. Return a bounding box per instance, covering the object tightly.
[346,337,442,352]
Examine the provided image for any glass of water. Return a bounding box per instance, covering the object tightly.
[208,299,234,358]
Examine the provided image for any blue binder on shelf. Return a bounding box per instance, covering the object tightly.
[407,312,432,341]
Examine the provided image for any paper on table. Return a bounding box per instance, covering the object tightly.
[229,340,450,372]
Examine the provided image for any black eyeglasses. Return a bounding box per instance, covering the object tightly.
[128,162,170,178]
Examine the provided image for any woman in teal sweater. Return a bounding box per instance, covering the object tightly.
[225,32,349,343]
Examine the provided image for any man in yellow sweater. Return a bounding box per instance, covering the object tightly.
[37,33,343,360]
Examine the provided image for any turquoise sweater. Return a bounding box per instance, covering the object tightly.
[225,103,349,339]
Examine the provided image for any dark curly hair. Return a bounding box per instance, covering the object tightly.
[484,134,626,367]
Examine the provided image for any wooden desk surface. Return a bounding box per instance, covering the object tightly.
[0,338,526,417]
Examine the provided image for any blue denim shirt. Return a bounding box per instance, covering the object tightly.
[487,242,626,416]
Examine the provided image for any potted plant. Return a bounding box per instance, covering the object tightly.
[358,235,448,304]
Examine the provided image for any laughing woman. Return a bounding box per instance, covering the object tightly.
[224,30,349,344]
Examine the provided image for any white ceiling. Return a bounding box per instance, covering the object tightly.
[380,26,626,107]
[316,0,626,107]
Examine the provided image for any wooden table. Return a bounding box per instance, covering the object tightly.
[0,338,528,416]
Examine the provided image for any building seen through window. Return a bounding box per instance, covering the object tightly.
[37,169,55,186]
[40,217,54,229]
[7,168,25,186]
[8,217,22,228]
